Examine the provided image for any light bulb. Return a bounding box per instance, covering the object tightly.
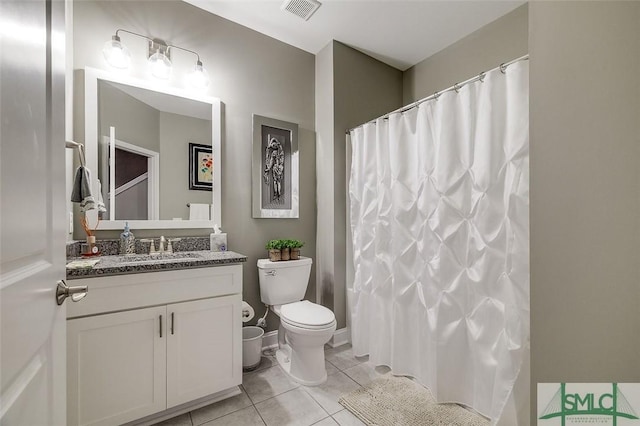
[148,49,172,80]
[102,35,131,69]
[189,61,210,89]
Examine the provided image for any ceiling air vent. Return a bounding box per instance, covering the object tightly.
[281,0,322,21]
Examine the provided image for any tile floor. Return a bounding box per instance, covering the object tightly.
[154,344,391,426]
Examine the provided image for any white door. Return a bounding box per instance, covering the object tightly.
[0,0,67,424]
[166,295,242,408]
[67,307,167,426]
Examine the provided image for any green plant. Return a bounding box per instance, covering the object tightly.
[266,239,304,250]
[265,239,281,250]
[288,239,304,249]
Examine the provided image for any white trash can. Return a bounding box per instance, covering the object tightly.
[242,326,264,371]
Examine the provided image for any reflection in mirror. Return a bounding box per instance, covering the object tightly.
[84,68,222,230]
[100,130,159,220]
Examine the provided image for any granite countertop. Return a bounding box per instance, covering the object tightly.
[66,250,247,279]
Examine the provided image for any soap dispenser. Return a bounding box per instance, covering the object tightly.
[120,222,135,255]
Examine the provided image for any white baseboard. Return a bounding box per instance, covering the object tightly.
[127,387,241,426]
[328,327,350,348]
[261,327,350,351]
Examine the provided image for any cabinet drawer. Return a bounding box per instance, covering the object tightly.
[67,265,242,318]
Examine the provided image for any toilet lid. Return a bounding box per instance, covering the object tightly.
[280,300,335,328]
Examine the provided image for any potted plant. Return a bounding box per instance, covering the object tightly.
[288,239,304,260]
[280,239,291,261]
[265,239,282,262]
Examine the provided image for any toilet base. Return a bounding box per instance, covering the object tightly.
[275,343,328,386]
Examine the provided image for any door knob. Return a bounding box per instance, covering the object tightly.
[56,280,88,305]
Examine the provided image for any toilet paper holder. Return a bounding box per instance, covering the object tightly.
[242,301,255,323]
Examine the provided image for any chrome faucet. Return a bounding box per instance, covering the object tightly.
[140,239,156,254]
[141,236,180,255]
[166,238,180,253]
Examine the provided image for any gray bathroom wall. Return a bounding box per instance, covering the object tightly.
[98,82,160,153]
[315,41,403,329]
[73,0,316,333]
[403,4,528,104]
[529,1,640,423]
[315,42,335,313]
[158,112,212,220]
[332,42,403,329]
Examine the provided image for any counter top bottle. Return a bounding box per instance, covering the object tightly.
[120,222,135,255]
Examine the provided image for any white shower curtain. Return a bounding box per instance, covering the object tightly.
[348,61,528,423]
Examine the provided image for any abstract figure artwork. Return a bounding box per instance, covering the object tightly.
[252,115,299,218]
[263,136,285,203]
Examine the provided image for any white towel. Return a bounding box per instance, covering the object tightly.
[95,179,106,213]
[189,203,210,220]
[71,167,106,213]
[66,259,100,269]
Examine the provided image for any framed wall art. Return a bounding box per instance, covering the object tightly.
[252,114,299,218]
[189,142,213,191]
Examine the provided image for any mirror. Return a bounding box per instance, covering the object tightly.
[83,67,221,230]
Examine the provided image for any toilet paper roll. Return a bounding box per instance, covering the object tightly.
[242,301,255,323]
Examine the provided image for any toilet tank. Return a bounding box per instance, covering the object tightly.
[257,257,312,306]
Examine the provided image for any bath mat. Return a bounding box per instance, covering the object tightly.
[339,376,489,426]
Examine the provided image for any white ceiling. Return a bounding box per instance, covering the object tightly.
[185,0,525,71]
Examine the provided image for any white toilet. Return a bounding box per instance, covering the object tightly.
[257,257,336,386]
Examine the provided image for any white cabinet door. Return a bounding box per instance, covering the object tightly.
[67,306,167,426]
[166,295,242,408]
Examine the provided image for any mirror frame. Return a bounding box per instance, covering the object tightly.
[83,67,222,230]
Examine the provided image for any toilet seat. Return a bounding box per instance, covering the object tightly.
[279,300,336,330]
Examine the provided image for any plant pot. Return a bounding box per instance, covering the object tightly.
[268,249,281,262]
[281,247,290,261]
[290,248,300,260]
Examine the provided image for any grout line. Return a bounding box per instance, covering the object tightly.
[251,403,268,426]
[325,358,338,371]
[298,385,332,418]
[310,415,334,425]
[341,370,363,389]
[246,368,301,406]
[187,348,360,426]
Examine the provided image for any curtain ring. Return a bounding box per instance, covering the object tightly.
[454,83,461,93]
[500,63,507,74]
[478,72,486,82]
[433,91,440,100]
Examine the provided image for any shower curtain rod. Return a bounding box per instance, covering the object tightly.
[345,54,529,134]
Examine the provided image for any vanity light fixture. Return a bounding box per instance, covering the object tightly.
[189,60,210,89]
[102,29,210,88]
[147,39,172,80]
[102,34,131,69]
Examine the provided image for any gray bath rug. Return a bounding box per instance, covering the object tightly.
[339,376,490,426]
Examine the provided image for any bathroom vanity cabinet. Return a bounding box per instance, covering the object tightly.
[66,264,243,426]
